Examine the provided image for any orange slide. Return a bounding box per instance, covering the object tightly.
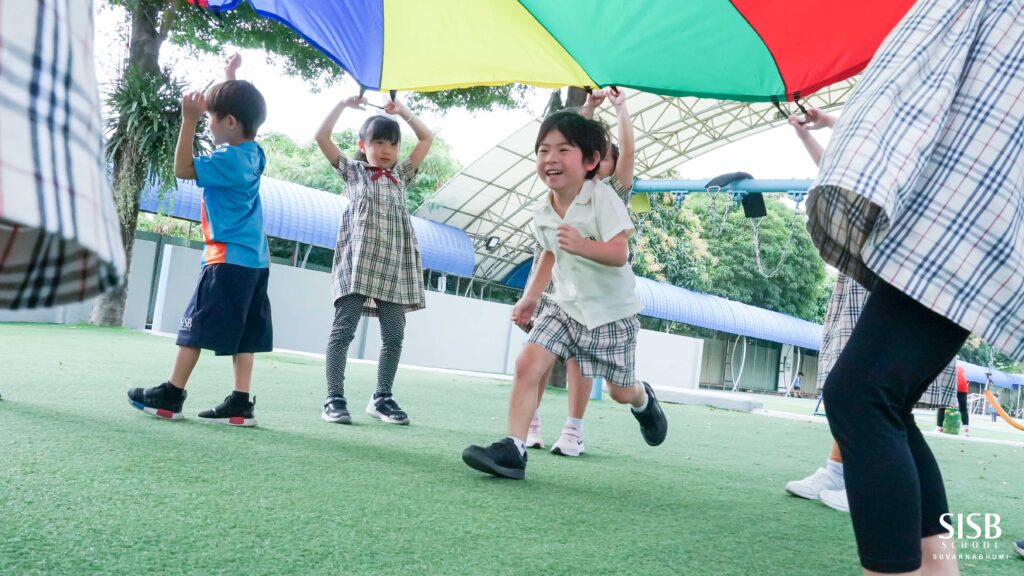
[984,390,1024,432]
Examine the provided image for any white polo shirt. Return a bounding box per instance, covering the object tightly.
[533,179,644,330]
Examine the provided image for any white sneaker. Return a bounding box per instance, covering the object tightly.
[934,426,944,433]
[820,489,850,512]
[550,426,585,457]
[527,420,545,449]
[962,426,970,437]
[784,467,844,500]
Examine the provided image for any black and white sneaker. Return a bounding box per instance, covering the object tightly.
[366,394,409,425]
[322,396,351,424]
[1014,539,1023,559]
[631,381,668,446]
[198,395,257,427]
[128,382,186,420]
[462,438,527,480]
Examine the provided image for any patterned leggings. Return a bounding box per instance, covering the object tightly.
[325,293,407,399]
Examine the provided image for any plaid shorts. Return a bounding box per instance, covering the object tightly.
[528,305,639,386]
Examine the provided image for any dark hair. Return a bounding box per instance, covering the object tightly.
[355,115,401,162]
[607,143,620,170]
[205,80,266,139]
[535,111,607,180]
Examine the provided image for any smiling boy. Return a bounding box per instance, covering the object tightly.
[462,112,667,480]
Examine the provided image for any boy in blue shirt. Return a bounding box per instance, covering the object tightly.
[128,55,271,426]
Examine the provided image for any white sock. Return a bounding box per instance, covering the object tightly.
[565,417,583,431]
[826,459,844,481]
[632,386,650,413]
[530,412,541,428]
[508,436,527,456]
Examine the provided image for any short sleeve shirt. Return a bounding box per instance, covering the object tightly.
[193,141,269,268]
[532,179,644,329]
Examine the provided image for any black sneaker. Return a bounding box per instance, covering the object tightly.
[128,382,186,420]
[198,395,257,427]
[462,438,527,480]
[631,381,667,446]
[366,393,409,425]
[322,396,351,424]
[1014,539,1023,559]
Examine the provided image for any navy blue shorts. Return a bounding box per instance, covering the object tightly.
[176,264,273,356]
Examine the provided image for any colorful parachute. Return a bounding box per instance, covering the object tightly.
[189,0,914,102]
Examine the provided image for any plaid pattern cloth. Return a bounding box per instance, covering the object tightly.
[808,0,1024,359]
[331,156,425,316]
[818,274,956,407]
[0,0,125,309]
[528,305,639,386]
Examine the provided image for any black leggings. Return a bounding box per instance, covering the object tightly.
[936,392,970,427]
[823,281,969,573]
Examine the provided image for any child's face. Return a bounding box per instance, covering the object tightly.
[208,112,238,146]
[536,129,598,193]
[596,148,615,180]
[359,138,399,169]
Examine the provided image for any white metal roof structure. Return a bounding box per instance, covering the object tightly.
[415,79,856,283]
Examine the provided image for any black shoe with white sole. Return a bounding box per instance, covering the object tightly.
[366,394,409,425]
[462,437,527,480]
[128,382,186,420]
[631,381,667,446]
[322,396,351,424]
[198,394,257,427]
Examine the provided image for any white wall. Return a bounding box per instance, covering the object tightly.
[2,241,706,390]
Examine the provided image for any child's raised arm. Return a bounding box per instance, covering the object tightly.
[174,91,205,180]
[384,98,433,170]
[607,89,635,187]
[316,95,366,167]
[225,53,241,81]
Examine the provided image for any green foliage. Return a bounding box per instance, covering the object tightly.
[407,85,533,113]
[958,335,1023,373]
[105,65,210,193]
[636,193,828,322]
[258,130,462,212]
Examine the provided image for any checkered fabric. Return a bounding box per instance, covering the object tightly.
[528,305,639,386]
[0,0,125,309]
[330,156,425,316]
[817,274,956,407]
[807,0,1024,359]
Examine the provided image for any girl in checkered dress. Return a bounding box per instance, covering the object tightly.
[314,94,432,426]
[806,1,1024,573]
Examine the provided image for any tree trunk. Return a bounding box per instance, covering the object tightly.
[90,0,168,326]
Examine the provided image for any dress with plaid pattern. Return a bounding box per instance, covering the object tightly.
[808,0,1024,359]
[818,274,956,407]
[331,155,425,316]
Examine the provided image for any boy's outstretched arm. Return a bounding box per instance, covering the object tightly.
[315,95,365,167]
[225,53,241,81]
[384,97,433,170]
[608,89,635,187]
[556,225,628,267]
[512,250,555,330]
[174,92,205,180]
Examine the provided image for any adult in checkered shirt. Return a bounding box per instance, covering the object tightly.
[783,107,957,518]
[463,111,667,480]
[315,94,432,426]
[523,88,637,458]
[805,1,1024,574]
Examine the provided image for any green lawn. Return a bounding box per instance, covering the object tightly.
[1,324,1021,575]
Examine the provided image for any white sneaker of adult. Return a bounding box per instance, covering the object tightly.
[550,426,585,457]
[819,489,850,512]
[784,467,844,500]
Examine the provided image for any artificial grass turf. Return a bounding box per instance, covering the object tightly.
[1,324,1022,575]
